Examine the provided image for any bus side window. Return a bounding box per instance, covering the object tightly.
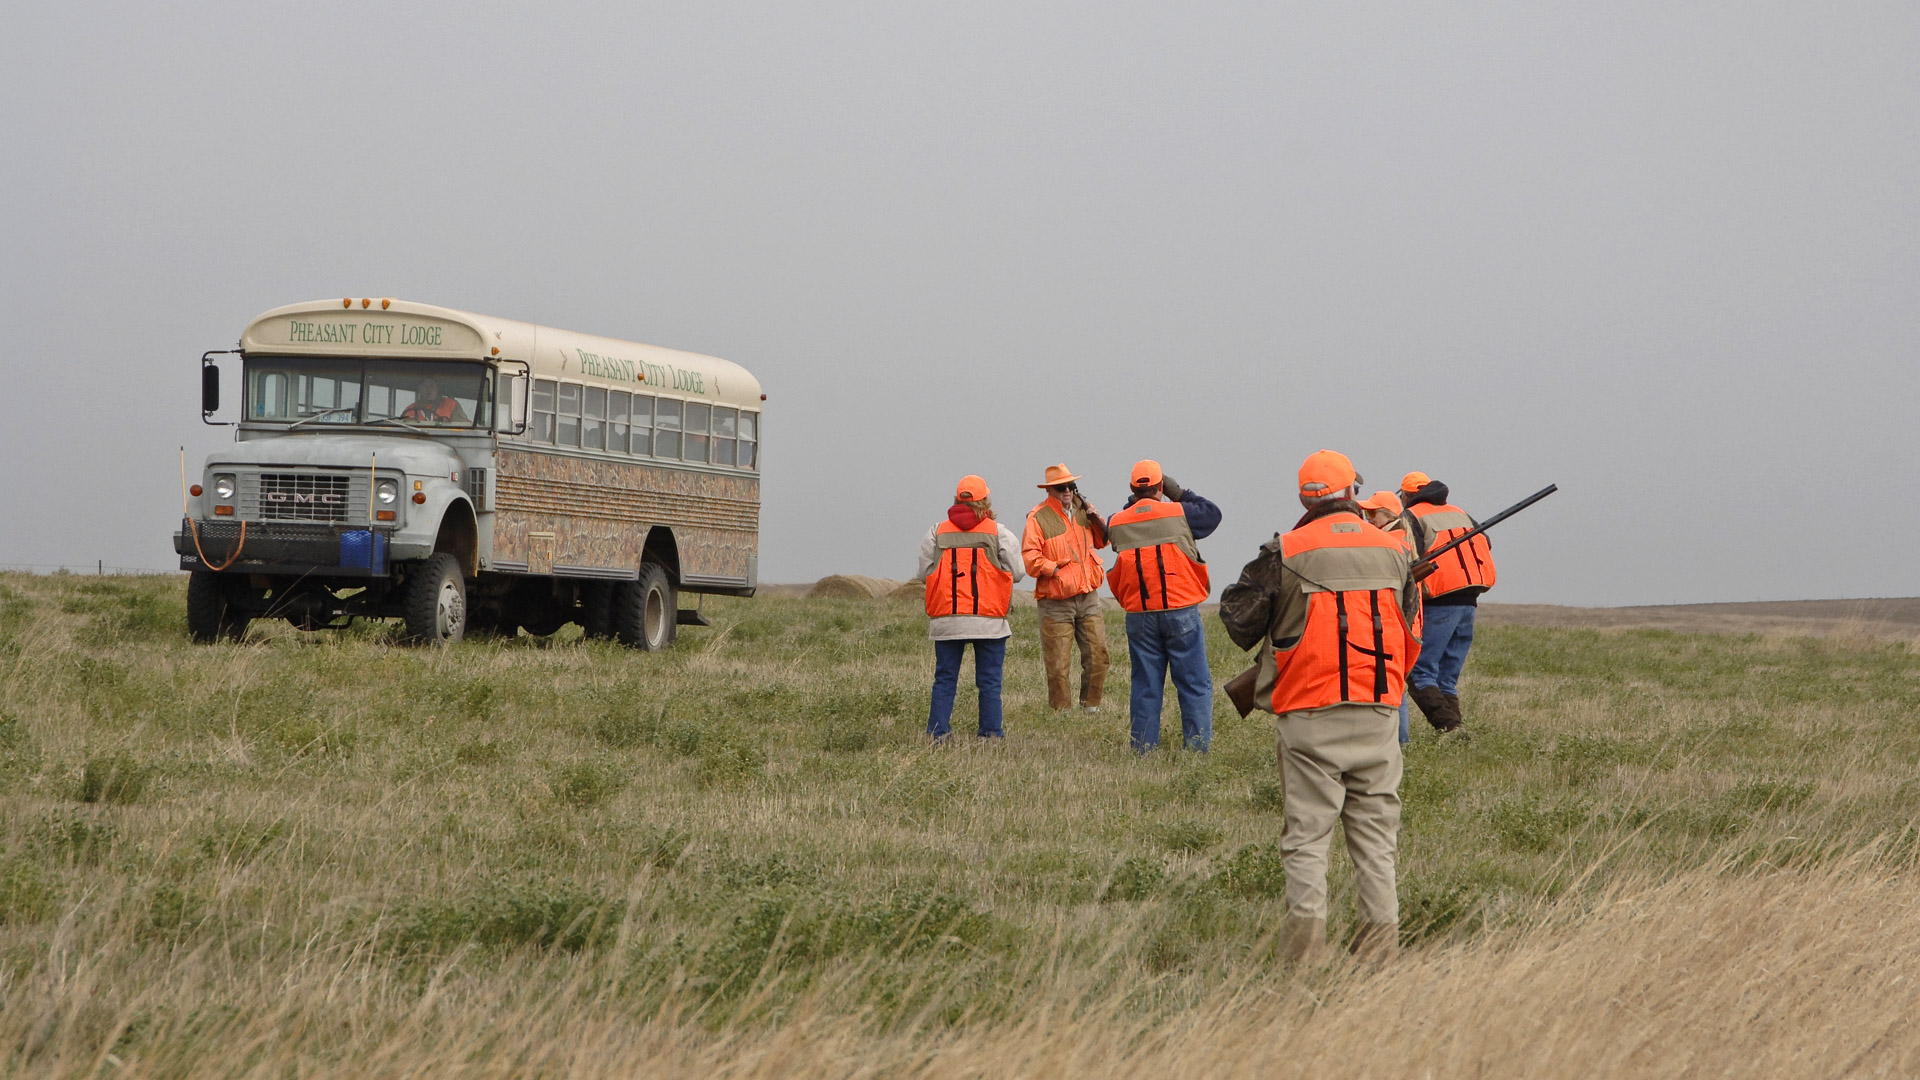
[531,379,556,443]
[557,382,582,447]
[739,411,758,470]
[683,402,711,463]
[654,399,681,459]
[583,386,607,450]
[631,395,654,456]
[609,391,630,453]
[713,407,737,466]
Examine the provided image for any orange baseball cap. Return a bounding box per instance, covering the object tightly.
[955,475,990,501]
[1399,471,1431,495]
[1358,490,1402,515]
[1299,449,1359,497]
[1130,459,1163,487]
[1038,463,1082,488]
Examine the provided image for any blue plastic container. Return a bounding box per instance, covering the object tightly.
[340,530,387,573]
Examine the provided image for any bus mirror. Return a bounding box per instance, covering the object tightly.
[497,364,531,434]
[201,364,221,415]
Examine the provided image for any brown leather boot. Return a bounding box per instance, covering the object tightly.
[1279,915,1328,965]
[1348,921,1400,965]
[1440,693,1465,733]
[1409,685,1456,732]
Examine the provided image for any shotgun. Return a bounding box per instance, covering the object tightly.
[1221,484,1558,718]
[1412,484,1557,574]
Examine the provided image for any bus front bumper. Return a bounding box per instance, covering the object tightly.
[174,518,426,577]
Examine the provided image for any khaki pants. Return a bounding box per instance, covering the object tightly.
[1037,592,1109,709]
[1276,703,1401,924]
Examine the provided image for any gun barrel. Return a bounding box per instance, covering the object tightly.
[1417,484,1558,565]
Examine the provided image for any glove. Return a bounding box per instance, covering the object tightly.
[1160,475,1184,500]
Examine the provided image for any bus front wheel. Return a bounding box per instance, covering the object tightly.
[186,572,250,644]
[615,564,676,651]
[403,554,468,645]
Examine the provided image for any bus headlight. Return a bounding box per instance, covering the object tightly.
[375,479,399,505]
[212,475,236,500]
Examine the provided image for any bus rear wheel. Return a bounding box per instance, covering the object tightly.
[403,553,468,645]
[614,564,676,651]
[186,572,250,643]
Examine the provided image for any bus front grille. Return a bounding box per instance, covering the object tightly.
[254,473,355,522]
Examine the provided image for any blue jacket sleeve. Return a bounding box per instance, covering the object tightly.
[1180,490,1223,539]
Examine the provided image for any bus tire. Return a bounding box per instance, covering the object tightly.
[615,564,676,651]
[186,572,250,644]
[403,553,468,645]
[580,582,615,640]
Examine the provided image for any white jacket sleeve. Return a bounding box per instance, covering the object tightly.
[914,526,940,581]
[995,522,1027,582]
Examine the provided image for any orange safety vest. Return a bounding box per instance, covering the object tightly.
[1270,512,1417,714]
[925,518,1014,618]
[1107,499,1210,612]
[402,396,459,421]
[1406,502,1497,600]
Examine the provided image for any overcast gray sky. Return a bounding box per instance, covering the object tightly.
[2,2,1914,605]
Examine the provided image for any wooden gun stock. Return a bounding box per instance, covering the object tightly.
[1224,664,1259,719]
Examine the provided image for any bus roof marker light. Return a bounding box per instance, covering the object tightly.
[361,298,371,309]
[491,347,499,355]
[342,298,352,308]
[381,299,391,310]
[760,394,767,400]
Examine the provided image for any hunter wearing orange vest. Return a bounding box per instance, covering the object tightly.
[1023,463,1111,712]
[915,475,1025,741]
[1107,460,1222,752]
[400,376,468,424]
[1219,450,1423,964]
[1398,471,1496,735]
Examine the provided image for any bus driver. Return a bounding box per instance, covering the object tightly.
[401,377,468,424]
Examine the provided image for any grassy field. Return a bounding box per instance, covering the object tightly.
[1,571,1918,1077]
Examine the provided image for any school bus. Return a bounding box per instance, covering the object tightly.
[175,298,762,646]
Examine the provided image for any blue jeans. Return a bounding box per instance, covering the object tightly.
[1125,607,1212,752]
[928,638,1006,738]
[1410,603,1476,695]
[1398,699,1410,744]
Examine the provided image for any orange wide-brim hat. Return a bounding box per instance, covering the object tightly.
[955,475,991,501]
[1358,490,1403,515]
[1037,463,1082,488]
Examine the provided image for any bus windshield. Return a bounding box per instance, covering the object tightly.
[246,357,493,428]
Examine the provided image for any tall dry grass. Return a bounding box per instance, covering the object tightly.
[0,572,1916,1076]
[4,850,1916,1077]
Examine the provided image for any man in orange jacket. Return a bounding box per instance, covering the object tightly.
[1398,472,1496,735]
[1023,463,1111,712]
[1219,450,1421,963]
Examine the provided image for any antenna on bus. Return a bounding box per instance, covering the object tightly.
[369,453,377,526]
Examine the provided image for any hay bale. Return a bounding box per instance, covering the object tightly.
[809,574,902,600]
